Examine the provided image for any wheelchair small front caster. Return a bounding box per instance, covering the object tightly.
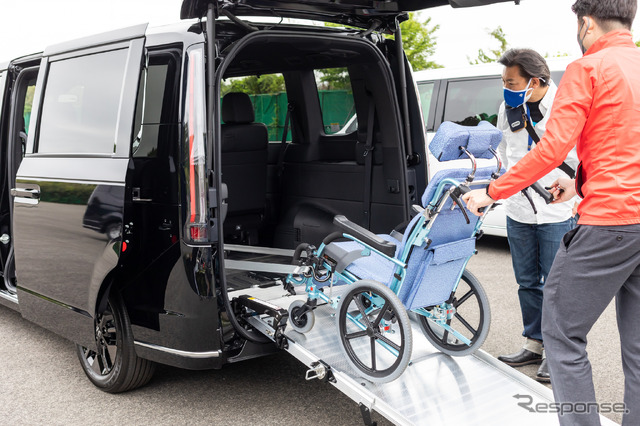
[288,300,315,333]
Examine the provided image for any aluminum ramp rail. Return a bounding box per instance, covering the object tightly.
[240,286,618,426]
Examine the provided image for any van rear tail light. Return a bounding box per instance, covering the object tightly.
[184,46,208,243]
[189,224,208,241]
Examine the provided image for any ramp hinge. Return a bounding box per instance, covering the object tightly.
[359,403,377,426]
[234,295,289,349]
[274,328,288,350]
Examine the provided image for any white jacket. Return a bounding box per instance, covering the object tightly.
[497,81,579,224]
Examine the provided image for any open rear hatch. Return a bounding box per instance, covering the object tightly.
[181,0,520,29]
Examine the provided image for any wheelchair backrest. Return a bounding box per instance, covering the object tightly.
[395,121,502,309]
[419,120,502,242]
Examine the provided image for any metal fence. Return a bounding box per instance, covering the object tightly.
[247,90,355,141]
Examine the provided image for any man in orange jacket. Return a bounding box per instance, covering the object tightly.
[463,1,640,424]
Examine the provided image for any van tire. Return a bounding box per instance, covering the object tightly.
[76,293,155,393]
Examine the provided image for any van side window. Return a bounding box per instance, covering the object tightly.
[551,71,564,85]
[314,68,355,135]
[417,81,435,128]
[37,49,129,154]
[132,51,179,158]
[443,77,501,127]
[11,71,37,160]
[23,84,35,137]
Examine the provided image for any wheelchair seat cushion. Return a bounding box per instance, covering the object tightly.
[325,234,400,288]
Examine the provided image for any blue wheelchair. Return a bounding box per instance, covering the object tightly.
[285,121,504,382]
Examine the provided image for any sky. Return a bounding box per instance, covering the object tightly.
[1,0,638,67]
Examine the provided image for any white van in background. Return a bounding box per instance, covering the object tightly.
[415,57,576,237]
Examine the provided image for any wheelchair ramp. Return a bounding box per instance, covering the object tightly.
[241,285,618,426]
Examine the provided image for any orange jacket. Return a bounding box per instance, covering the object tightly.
[488,29,640,226]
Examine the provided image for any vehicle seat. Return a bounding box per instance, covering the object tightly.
[221,92,269,243]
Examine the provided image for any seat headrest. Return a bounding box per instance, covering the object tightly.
[429,121,502,162]
[222,92,255,124]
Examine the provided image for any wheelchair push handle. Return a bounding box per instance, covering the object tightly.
[449,185,472,223]
[530,181,555,204]
[455,184,499,214]
[519,181,554,215]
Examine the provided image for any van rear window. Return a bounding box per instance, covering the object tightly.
[37,49,128,154]
[221,73,289,142]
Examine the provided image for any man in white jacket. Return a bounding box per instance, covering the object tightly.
[495,49,578,382]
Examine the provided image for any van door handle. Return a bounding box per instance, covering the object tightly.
[132,187,152,202]
[11,187,40,199]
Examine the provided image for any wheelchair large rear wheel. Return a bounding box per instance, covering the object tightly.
[418,269,490,356]
[337,280,412,383]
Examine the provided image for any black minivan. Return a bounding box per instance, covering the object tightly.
[0,0,515,393]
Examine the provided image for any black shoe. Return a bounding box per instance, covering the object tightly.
[498,348,542,367]
[536,358,551,383]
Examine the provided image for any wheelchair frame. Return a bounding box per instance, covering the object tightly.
[285,144,503,383]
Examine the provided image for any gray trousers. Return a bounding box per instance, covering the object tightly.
[542,224,640,426]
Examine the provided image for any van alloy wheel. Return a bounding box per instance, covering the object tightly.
[76,293,155,393]
[84,309,117,376]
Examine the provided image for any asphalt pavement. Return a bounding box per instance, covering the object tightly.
[0,236,624,425]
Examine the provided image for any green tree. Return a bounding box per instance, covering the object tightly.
[221,74,285,96]
[469,26,508,65]
[397,13,441,71]
[319,13,441,89]
[316,68,351,91]
[544,51,570,58]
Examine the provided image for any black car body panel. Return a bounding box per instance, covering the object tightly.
[182,0,516,18]
[181,0,518,29]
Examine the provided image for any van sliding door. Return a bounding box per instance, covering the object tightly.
[12,25,146,346]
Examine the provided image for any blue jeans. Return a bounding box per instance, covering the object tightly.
[506,216,576,342]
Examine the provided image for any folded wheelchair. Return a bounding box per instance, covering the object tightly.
[285,121,504,383]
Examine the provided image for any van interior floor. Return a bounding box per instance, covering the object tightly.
[224,249,292,292]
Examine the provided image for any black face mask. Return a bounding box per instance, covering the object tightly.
[577,17,591,55]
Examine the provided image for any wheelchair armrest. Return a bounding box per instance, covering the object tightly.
[332,215,396,258]
[411,204,424,215]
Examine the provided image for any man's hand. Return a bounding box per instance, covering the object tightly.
[462,188,495,216]
[547,177,576,203]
